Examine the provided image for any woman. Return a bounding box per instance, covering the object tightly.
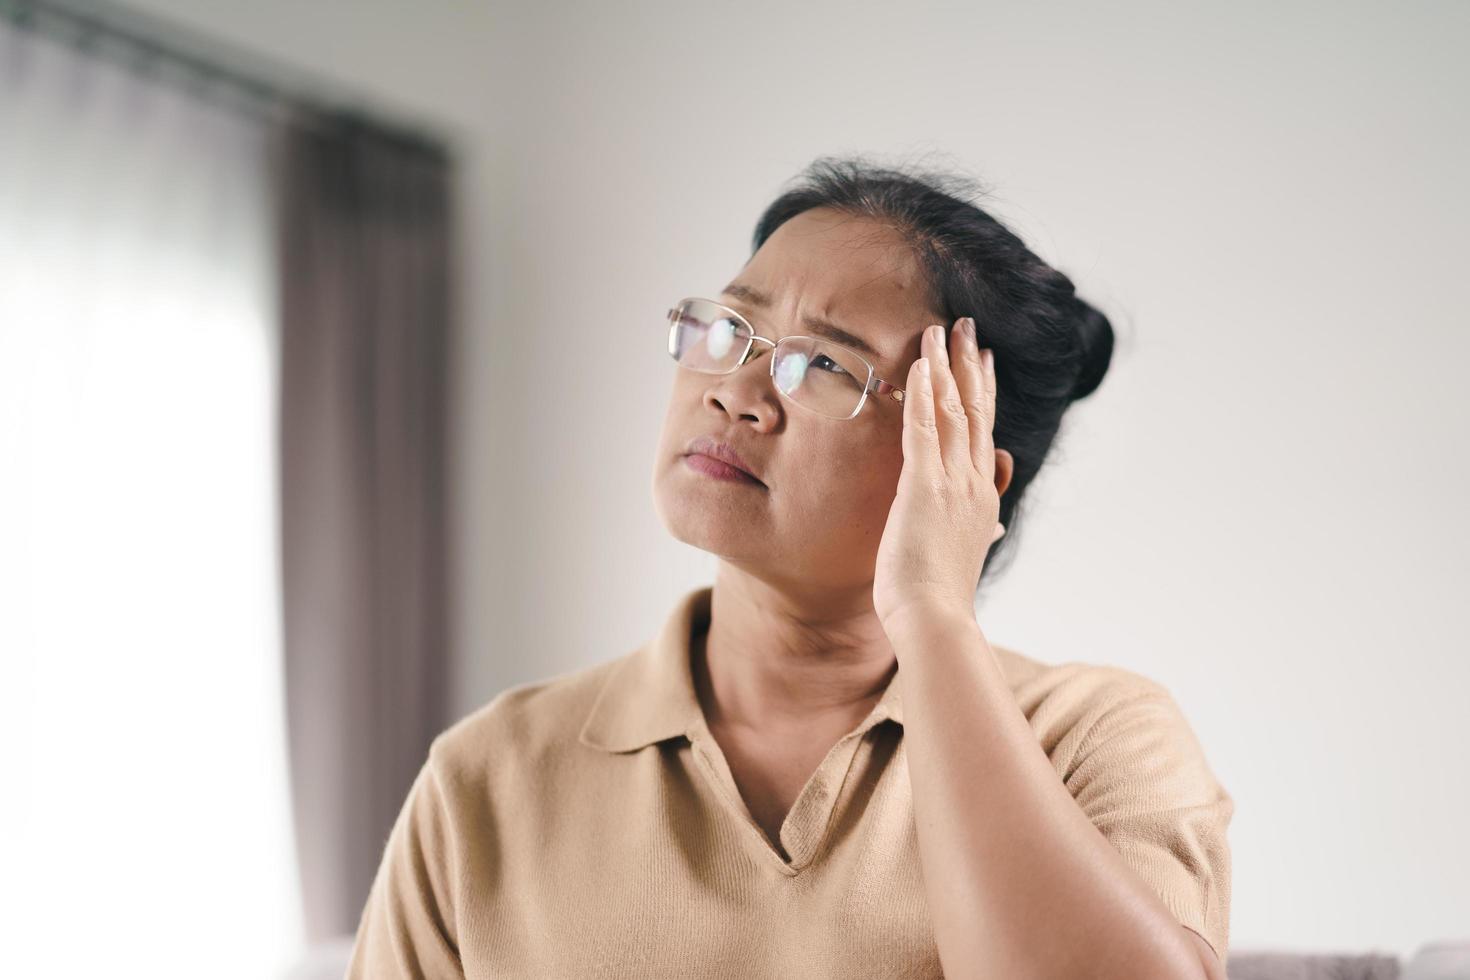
[347,157,1233,980]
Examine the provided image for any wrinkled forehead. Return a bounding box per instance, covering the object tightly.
[749,208,924,297]
[736,209,937,361]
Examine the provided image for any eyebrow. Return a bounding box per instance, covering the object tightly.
[719,282,883,362]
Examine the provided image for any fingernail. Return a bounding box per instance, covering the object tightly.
[934,323,946,348]
[982,348,994,371]
[918,357,930,378]
[958,317,975,341]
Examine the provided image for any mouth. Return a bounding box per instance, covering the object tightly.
[682,452,765,487]
[682,435,765,487]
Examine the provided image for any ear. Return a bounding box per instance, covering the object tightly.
[994,448,1014,499]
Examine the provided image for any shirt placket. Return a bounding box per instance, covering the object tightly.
[684,712,889,875]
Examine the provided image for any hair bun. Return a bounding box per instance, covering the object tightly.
[1070,298,1115,401]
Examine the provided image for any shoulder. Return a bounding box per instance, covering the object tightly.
[987,641,1183,756]
[991,640,1170,713]
[426,652,629,780]
[989,642,1225,800]
[984,650,1233,960]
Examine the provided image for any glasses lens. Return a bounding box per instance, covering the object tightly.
[773,337,871,419]
[669,299,752,372]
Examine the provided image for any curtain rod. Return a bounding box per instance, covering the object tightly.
[0,0,453,160]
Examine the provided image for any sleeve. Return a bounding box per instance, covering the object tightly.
[1064,687,1234,966]
[345,743,466,980]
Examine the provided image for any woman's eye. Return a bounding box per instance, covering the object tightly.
[811,354,848,376]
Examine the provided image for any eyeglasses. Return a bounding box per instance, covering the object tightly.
[666,297,905,421]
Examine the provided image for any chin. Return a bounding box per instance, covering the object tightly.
[653,474,767,557]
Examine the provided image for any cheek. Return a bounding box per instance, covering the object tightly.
[655,376,701,446]
[849,433,906,525]
[859,453,905,518]
[787,434,904,527]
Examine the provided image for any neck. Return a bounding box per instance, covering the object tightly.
[694,562,897,734]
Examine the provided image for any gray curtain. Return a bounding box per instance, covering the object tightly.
[271,109,455,943]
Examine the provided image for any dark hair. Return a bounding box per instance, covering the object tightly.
[750,154,1118,590]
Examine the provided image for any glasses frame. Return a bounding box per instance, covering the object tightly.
[666,297,906,421]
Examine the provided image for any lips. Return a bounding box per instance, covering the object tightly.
[683,435,764,485]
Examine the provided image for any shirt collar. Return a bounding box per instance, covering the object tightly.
[579,585,905,754]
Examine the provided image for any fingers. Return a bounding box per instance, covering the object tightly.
[901,350,938,474]
[982,345,997,477]
[908,319,999,482]
[946,317,993,479]
[922,323,971,469]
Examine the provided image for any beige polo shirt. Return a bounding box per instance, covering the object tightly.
[347,585,1233,979]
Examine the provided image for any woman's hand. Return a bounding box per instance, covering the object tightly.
[872,317,1003,633]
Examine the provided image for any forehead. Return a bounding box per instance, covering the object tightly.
[733,208,934,359]
[726,211,940,376]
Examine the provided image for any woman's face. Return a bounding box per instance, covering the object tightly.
[652,206,942,595]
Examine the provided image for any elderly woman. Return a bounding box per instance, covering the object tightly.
[348,157,1233,980]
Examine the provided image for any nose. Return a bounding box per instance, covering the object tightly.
[701,348,781,430]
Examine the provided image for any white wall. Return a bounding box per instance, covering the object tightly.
[120,0,1470,958]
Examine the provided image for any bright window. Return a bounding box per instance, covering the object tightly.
[0,24,303,979]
